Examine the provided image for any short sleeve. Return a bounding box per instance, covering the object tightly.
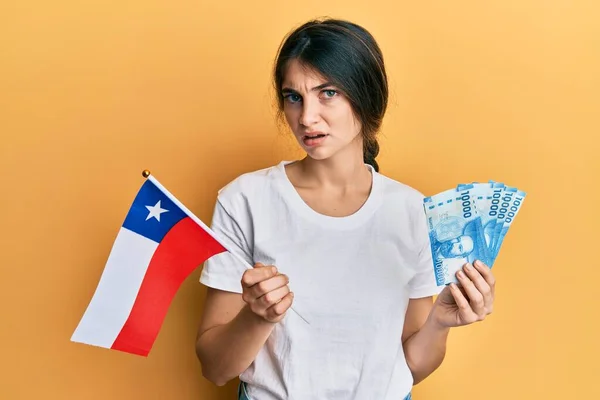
[199,195,254,294]
[407,195,444,299]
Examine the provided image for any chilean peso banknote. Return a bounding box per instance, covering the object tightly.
[424,182,526,285]
[490,188,526,264]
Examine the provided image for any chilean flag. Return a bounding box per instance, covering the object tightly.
[71,172,232,357]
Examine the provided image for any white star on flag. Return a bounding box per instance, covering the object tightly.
[145,200,169,221]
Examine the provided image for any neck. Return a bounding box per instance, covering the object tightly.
[299,139,371,188]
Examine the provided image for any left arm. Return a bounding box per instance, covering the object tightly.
[402,260,496,384]
[401,297,449,385]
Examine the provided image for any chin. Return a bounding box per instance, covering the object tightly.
[303,148,335,161]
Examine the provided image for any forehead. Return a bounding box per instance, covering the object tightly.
[281,59,328,88]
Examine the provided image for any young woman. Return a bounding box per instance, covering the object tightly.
[195,18,495,400]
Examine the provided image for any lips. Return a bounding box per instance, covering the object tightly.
[302,132,328,147]
[303,132,327,139]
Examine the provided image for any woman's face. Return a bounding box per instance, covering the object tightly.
[281,59,362,161]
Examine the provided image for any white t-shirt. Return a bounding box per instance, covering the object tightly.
[199,160,442,400]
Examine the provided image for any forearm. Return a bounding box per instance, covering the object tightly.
[195,305,276,386]
[403,314,450,385]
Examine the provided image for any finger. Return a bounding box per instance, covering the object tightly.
[449,283,476,323]
[473,260,496,296]
[265,292,294,321]
[250,274,289,299]
[463,263,493,314]
[241,264,278,288]
[454,281,468,298]
[456,267,486,317]
[258,284,290,309]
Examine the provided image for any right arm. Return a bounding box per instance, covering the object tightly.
[195,264,294,386]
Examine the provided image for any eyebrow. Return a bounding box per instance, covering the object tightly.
[281,82,334,94]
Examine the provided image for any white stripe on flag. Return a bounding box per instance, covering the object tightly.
[71,227,158,349]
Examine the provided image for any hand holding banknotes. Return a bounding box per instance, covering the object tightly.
[429,260,495,328]
[422,180,525,327]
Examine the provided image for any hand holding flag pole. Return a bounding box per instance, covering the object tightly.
[71,169,308,358]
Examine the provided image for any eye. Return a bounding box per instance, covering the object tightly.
[321,89,338,99]
[283,93,301,104]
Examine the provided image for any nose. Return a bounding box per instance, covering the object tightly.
[298,97,320,127]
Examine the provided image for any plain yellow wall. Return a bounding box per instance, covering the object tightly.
[2,1,599,399]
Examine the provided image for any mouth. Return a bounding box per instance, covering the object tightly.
[303,132,328,139]
[302,133,329,147]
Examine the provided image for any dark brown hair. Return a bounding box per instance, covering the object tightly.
[273,18,389,172]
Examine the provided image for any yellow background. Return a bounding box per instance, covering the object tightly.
[2,1,598,399]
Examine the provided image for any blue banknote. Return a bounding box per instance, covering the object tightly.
[485,182,507,263]
[490,186,517,257]
[424,185,492,286]
[425,182,526,285]
[490,188,526,264]
[457,181,506,265]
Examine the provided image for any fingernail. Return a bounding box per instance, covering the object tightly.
[457,270,464,278]
[271,267,277,274]
[464,263,472,271]
[475,260,483,268]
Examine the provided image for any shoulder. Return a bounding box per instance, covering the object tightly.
[375,172,431,250]
[376,172,426,210]
[215,162,284,208]
[375,171,429,236]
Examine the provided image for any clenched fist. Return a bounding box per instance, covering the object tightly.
[241,263,294,323]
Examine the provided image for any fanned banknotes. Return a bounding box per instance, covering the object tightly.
[424,181,526,286]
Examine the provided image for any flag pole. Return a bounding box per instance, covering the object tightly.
[141,170,309,325]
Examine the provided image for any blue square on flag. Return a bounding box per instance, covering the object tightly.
[122,180,187,243]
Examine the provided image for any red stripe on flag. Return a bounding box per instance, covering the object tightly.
[111,216,226,356]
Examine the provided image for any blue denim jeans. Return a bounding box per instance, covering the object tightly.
[237,381,250,400]
[237,381,412,400]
